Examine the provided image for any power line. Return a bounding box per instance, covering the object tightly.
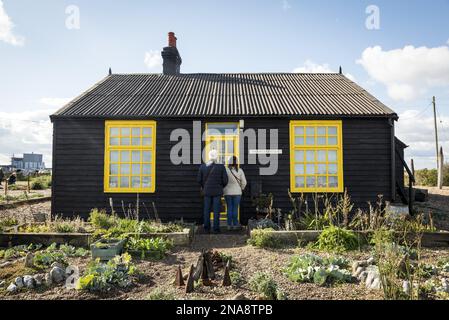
[399,101,433,120]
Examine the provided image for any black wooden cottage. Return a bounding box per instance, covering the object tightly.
[50,33,408,223]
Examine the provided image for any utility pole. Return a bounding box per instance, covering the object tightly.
[433,96,439,171]
[438,147,444,189]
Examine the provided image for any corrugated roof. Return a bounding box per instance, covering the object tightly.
[51,73,397,119]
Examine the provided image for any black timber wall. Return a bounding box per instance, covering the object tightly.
[51,117,394,223]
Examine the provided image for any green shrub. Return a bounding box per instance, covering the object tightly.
[314,226,359,252]
[76,253,137,292]
[125,237,173,260]
[283,254,352,286]
[414,169,438,187]
[249,272,285,300]
[147,288,177,300]
[89,209,117,230]
[229,270,243,286]
[247,229,281,249]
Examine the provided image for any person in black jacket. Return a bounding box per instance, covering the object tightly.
[197,150,229,233]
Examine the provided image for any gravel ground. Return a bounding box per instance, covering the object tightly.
[414,186,449,231]
[0,201,51,225]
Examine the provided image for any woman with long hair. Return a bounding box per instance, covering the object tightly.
[223,156,247,230]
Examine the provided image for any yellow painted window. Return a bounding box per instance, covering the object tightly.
[205,123,240,165]
[290,120,344,193]
[104,121,156,193]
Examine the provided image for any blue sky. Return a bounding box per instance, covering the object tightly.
[1,0,449,169]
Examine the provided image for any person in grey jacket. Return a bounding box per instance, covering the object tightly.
[223,156,247,230]
[197,150,229,233]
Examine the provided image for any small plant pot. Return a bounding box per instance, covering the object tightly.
[91,239,125,261]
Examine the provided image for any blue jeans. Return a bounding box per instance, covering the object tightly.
[203,196,222,232]
[225,195,241,227]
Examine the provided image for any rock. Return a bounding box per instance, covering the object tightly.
[365,271,375,287]
[14,277,24,289]
[0,280,5,288]
[44,273,53,286]
[370,278,381,290]
[354,266,364,278]
[352,261,361,273]
[441,279,449,293]
[7,283,18,293]
[50,266,65,284]
[24,252,34,268]
[51,262,65,269]
[403,281,411,295]
[232,293,249,300]
[23,275,35,289]
[366,257,375,265]
[359,271,368,283]
[33,274,44,287]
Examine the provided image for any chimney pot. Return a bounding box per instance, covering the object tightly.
[168,32,177,48]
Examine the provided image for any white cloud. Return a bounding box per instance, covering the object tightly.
[0,0,24,46]
[0,109,55,166]
[396,109,449,169]
[282,0,291,11]
[293,60,356,81]
[39,97,72,108]
[144,50,162,71]
[357,45,449,101]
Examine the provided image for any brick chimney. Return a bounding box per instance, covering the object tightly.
[161,32,182,75]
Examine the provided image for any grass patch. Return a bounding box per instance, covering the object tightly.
[247,229,282,249]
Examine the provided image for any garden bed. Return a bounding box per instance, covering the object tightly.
[248,228,449,248]
[0,196,52,210]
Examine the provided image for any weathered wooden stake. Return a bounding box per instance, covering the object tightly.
[175,265,184,287]
[222,260,232,287]
[192,254,204,281]
[204,251,215,280]
[185,264,195,293]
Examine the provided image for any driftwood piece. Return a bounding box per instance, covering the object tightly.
[192,254,204,281]
[175,265,184,287]
[222,260,232,287]
[204,250,215,280]
[185,264,195,293]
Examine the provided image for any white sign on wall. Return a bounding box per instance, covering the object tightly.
[249,149,283,155]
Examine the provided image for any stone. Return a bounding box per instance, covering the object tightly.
[14,277,24,289]
[352,261,360,273]
[23,275,35,289]
[359,271,368,283]
[24,252,34,268]
[354,266,364,278]
[7,283,17,293]
[50,267,65,284]
[365,271,375,287]
[370,278,381,290]
[33,274,44,287]
[441,279,449,293]
[51,262,65,269]
[45,272,53,286]
[366,257,375,265]
[403,281,411,295]
[0,280,5,288]
[232,293,249,300]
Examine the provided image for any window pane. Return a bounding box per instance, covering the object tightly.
[328,150,337,162]
[132,164,141,175]
[306,127,315,135]
[142,127,152,136]
[143,151,152,162]
[110,128,119,136]
[317,164,327,174]
[109,177,118,188]
[306,164,315,174]
[110,151,119,163]
[142,164,152,175]
[132,128,140,136]
[121,151,130,162]
[306,151,315,162]
[295,176,305,188]
[328,137,337,145]
[328,127,337,135]
[317,151,326,162]
[131,137,141,146]
[295,151,304,162]
[295,164,304,175]
[110,164,119,175]
[120,177,130,188]
[142,137,152,146]
[317,137,326,145]
[142,176,151,188]
[306,176,316,188]
[207,123,238,135]
[317,127,326,135]
[294,127,304,135]
[121,137,130,146]
[226,140,234,154]
[306,137,315,145]
[120,164,130,175]
[328,164,338,175]
[132,151,141,162]
[121,128,130,137]
[317,176,327,187]
[295,137,304,145]
[329,176,338,188]
[110,137,119,146]
[131,177,140,188]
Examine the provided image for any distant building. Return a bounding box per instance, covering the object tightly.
[10,153,46,172]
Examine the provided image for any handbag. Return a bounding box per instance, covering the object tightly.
[200,165,215,196]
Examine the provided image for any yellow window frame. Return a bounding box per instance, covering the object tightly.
[104,120,156,193]
[289,120,344,193]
